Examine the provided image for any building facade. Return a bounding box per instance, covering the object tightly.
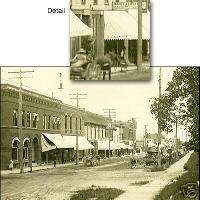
[0,84,84,170]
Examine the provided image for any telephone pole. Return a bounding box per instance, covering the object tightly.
[103,108,116,158]
[137,0,143,70]
[69,92,87,165]
[157,67,162,167]
[8,68,34,173]
[144,125,148,152]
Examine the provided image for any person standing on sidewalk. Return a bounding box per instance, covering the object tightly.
[53,153,57,168]
[9,160,14,171]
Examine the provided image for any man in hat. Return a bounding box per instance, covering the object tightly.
[71,48,89,69]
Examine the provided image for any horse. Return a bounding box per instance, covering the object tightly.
[95,52,115,80]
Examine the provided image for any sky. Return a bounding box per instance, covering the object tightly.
[1,66,187,141]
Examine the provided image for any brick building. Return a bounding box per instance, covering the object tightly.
[0,84,84,169]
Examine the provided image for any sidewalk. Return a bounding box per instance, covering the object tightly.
[111,62,150,74]
[1,162,75,175]
[1,155,130,175]
[116,151,193,200]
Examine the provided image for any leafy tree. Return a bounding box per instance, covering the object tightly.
[150,67,199,151]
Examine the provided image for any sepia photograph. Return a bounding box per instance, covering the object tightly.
[70,0,150,81]
[0,66,199,200]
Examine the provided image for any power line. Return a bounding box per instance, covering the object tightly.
[103,108,116,158]
[69,92,87,165]
[8,68,34,174]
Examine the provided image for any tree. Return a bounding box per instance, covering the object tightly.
[150,67,199,151]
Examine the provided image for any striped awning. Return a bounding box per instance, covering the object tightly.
[42,133,94,150]
[70,10,93,37]
[127,9,150,40]
[104,10,149,40]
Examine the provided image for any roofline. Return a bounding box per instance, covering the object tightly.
[1,83,61,103]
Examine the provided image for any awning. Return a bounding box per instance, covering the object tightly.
[127,9,150,40]
[42,133,74,149]
[41,135,56,152]
[63,136,94,150]
[98,140,121,150]
[104,10,149,40]
[70,10,93,37]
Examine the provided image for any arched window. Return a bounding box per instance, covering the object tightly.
[12,138,19,160]
[23,139,30,159]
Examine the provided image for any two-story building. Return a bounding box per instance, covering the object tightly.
[0,84,92,170]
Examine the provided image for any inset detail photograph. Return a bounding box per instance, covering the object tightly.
[70,0,150,81]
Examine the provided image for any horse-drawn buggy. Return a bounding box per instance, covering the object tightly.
[70,48,128,80]
[83,155,100,167]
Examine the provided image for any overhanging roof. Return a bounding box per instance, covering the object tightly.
[42,133,94,150]
[127,9,150,40]
[41,135,56,152]
[70,10,93,37]
[104,10,149,40]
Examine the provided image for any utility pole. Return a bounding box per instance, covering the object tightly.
[157,67,162,167]
[175,116,178,161]
[137,0,143,70]
[103,109,116,158]
[69,92,87,165]
[132,118,137,153]
[144,125,147,152]
[8,68,34,173]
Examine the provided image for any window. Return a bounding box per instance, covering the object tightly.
[43,114,47,129]
[69,116,72,132]
[79,118,82,130]
[23,140,29,159]
[105,0,109,5]
[52,116,56,129]
[13,110,18,126]
[75,117,78,130]
[65,115,68,129]
[12,139,19,160]
[27,112,31,127]
[47,116,51,129]
[56,117,60,129]
[32,113,39,128]
[81,0,86,4]
[22,111,25,127]
[93,0,98,5]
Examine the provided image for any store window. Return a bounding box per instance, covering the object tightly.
[105,0,109,5]
[43,114,47,129]
[27,112,31,127]
[12,138,19,160]
[32,113,39,128]
[93,0,98,5]
[81,0,86,4]
[13,110,18,126]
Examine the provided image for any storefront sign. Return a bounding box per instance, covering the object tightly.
[112,1,147,13]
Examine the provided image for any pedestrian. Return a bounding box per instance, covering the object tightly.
[9,159,14,171]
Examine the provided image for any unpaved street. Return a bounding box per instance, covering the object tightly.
[1,160,163,200]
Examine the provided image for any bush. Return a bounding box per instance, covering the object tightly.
[154,152,199,200]
[70,185,125,200]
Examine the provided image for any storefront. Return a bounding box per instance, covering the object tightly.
[41,133,94,163]
[70,10,93,59]
[104,10,150,65]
